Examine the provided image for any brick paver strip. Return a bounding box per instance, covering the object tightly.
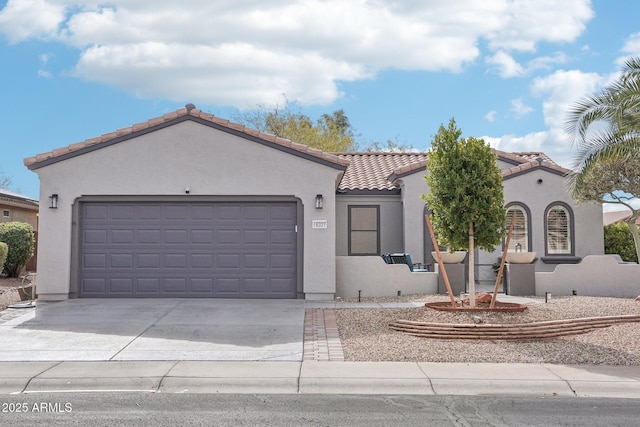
[304,308,345,361]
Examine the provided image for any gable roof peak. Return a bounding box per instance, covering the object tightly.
[24,105,349,170]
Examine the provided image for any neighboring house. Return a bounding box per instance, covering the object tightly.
[603,210,640,226]
[24,105,603,301]
[0,188,38,230]
[0,188,39,272]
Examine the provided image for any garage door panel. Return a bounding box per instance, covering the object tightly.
[244,229,268,244]
[111,254,134,268]
[79,201,297,298]
[165,254,188,268]
[83,254,107,268]
[218,254,240,269]
[191,229,214,244]
[244,278,267,293]
[244,254,268,268]
[111,205,135,220]
[138,278,161,293]
[164,229,188,244]
[111,230,134,244]
[111,278,133,293]
[218,229,241,244]
[217,278,241,294]
[191,254,214,268]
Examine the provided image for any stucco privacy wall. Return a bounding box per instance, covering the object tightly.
[502,169,603,272]
[33,120,341,300]
[336,256,437,298]
[535,255,640,297]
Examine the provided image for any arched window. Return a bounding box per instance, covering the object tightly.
[545,203,573,255]
[505,203,530,252]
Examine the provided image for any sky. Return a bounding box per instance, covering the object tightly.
[0,0,638,207]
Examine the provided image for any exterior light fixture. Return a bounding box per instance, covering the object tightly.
[49,194,58,209]
[515,242,522,252]
[315,194,324,209]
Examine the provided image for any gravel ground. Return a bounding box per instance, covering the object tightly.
[0,277,31,311]
[335,294,640,365]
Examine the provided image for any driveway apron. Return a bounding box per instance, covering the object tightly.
[0,299,305,361]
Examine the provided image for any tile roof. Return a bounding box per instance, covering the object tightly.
[603,210,640,226]
[24,104,350,170]
[336,153,429,192]
[336,150,571,193]
[501,157,571,179]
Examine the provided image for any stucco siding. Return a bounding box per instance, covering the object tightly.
[34,120,341,300]
[502,170,603,272]
[335,194,403,256]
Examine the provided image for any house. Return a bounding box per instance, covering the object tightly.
[0,188,39,272]
[0,188,38,230]
[24,105,603,301]
[603,210,640,226]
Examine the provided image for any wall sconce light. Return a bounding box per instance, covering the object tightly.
[49,194,58,209]
[315,194,324,209]
[515,242,522,252]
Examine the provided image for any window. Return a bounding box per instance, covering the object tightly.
[2,210,9,218]
[348,205,380,255]
[545,203,573,255]
[505,204,529,251]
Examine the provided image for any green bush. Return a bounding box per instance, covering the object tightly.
[604,222,638,263]
[0,242,7,273]
[0,222,35,278]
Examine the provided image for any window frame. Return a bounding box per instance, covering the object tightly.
[504,202,531,252]
[347,205,380,256]
[544,202,574,256]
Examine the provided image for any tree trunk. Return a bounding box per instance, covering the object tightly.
[627,215,640,263]
[468,222,475,308]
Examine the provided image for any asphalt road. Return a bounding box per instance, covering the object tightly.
[1,393,639,426]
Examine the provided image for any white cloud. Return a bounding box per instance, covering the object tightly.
[616,32,640,66]
[486,51,524,78]
[0,0,595,107]
[510,98,534,118]
[0,0,65,43]
[484,69,608,169]
[485,110,497,122]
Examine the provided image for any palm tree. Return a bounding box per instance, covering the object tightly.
[566,57,640,174]
[566,57,640,262]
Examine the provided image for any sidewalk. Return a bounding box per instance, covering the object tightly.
[2,360,640,397]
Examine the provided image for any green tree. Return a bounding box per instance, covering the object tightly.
[571,155,640,261]
[423,118,506,307]
[0,242,7,273]
[234,100,358,152]
[604,222,639,263]
[0,222,35,278]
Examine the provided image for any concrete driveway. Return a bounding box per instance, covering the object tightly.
[0,299,305,361]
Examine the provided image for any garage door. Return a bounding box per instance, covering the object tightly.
[78,201,298,298]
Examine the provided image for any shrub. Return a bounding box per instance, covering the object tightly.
[604,222,638,263]
[0,222,35,277]
[0,242,7,273]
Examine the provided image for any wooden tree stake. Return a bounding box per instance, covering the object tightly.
[424,214,457,307]
[490,215,516,308]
